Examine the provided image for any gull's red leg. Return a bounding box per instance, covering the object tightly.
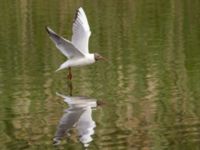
[67,67,72,80]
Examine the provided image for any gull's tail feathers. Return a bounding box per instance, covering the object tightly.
[55,61,68,72]
[55,67,62,72]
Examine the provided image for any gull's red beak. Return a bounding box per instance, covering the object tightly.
[99,55,108,61]
[95,53,108,61]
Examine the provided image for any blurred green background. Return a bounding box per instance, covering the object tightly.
[0,0,200,149]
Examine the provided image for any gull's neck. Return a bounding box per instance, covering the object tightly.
[87,53,96,63]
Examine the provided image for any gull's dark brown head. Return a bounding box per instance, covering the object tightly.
[94,53,107,61]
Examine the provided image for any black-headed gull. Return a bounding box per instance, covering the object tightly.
[46,7,106,80]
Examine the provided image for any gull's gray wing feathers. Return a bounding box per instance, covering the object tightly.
[71,7,91,54]
[46,26,84,59]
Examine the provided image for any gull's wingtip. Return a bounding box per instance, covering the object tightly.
[45,25,48,31]
[76,7,84,12]
[74,7,85,22]
[45,26,51,34]
[77,7,83,10]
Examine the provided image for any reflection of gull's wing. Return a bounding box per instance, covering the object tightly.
[54,94,97,146]
[54,108,84,142]
[46,26,84,59]
[76,107,96,147]
[72,7,91,54]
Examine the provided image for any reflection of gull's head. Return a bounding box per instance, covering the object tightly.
[54,93,97,147]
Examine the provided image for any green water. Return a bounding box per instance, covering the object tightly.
[0,0,200,150]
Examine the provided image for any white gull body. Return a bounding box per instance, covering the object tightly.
[46,7,96,72]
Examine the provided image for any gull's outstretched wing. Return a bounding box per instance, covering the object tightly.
[46,26,84,59]
[72,7,91,54]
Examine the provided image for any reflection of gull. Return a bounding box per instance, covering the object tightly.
[54,93,97,148]
[46,7,107,80]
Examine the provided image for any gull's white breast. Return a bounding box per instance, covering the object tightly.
[67,54,95,68]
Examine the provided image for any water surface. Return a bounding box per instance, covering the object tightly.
[0,0,200,150]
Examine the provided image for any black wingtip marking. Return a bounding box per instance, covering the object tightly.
[45,26,51,34]
[45,26,56,37]
[45,26,61,43]
[73,8,79,23]
[76,7,82,10]
[73,7,83,23]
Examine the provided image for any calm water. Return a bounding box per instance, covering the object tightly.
[0,0,200,150]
